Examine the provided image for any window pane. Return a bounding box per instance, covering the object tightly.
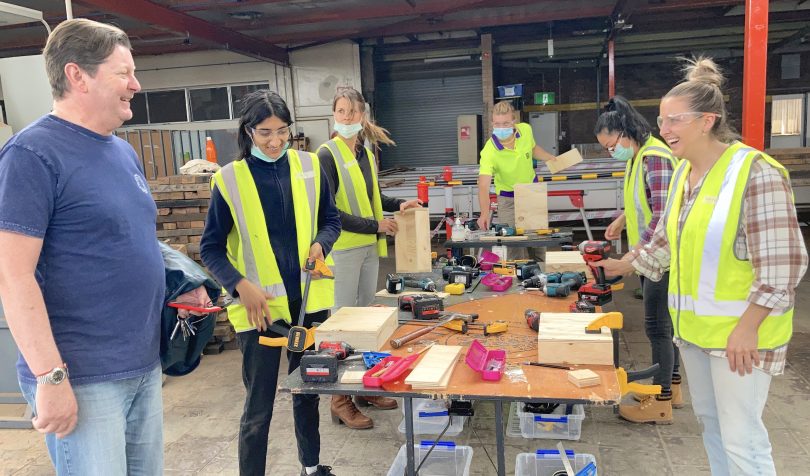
[771,98,803,136]
[124,92,148,126]
[147,90,188,123]
[189,87,230,121]
[231,83,270,117]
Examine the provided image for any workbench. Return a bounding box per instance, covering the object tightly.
[279,289,621,476]
[443,231,574,259]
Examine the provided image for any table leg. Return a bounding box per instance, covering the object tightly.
[404,397,415,476]
[495,400,506,476]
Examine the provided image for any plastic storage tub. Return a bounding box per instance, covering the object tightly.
[516,402,586,440]
[398,398,467,436]
[387,441,473,476]
[514,449,598,476]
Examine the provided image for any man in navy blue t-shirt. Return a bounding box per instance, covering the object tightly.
[0,19,165,474]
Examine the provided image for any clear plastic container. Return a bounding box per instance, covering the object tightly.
[516,402,586,440]
[514,449,598,476]
[387,442,473,476]
[398,398,467,436]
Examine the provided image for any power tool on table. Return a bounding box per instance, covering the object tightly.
[403,276,437,292]
[520,271,586,298]
[525,309,542,332]
[577,240,622,306]
[385,273,405,294]
[300,341,362,383]
[515,261,541,280]
[398,294,444,319]
[441,265,479,281]
[399,316,508,336]
[569,300,596,313]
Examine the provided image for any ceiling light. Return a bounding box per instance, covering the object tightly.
[228,11,263,21]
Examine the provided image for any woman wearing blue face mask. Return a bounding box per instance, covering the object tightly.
[595,95,679,424]
[476,101,556,232]
[318,86,420,430]
[200,90,341,476]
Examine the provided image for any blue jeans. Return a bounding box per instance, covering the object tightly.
[679,343,776,475]
[19,364,163,476]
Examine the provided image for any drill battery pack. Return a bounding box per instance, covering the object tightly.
[300,352,338,383]
[448,270,474,288]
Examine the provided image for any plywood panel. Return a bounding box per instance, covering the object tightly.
[537,312,613,366]
[405,345,463,389]
[315,306,398,351]
[394,208,432,273]
[548,147,584,174]
[514,182,548,230]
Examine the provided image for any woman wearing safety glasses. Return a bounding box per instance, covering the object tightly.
[596,57,807,475]
[594,96,679,424]
[200,90,341,476]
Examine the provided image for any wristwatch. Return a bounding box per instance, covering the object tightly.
[36,364,69,385]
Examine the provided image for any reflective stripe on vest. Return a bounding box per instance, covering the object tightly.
[624,136,675,246]
[666,143,793,350]
[213,150,334,332]
[321,137,387,256]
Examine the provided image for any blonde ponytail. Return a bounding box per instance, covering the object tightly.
[664,56,738,143]
[332,87,395,147]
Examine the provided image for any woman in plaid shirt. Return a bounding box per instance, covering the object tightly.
[596,57,808,476]
[594,96,679,424]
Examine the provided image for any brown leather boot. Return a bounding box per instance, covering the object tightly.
[355,396,398,410]
[671,383,685,408]
[619,395,672,424]
[331,394,373,429]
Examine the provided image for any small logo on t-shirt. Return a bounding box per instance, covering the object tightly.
[134,174,149,194]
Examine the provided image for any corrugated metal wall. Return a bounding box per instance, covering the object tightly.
[375,75,483,168]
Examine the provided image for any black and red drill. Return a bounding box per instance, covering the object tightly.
[576,240,622,306]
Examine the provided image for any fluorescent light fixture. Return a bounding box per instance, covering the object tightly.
[423,55,473,64]
[0,2,50,33]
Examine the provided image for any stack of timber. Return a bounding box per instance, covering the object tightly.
[148,174,212,265]
[767,147,810,186]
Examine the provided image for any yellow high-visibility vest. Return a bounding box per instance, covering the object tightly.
[665,142,793,350]
[624,136,677,246]
[319,136,386,256]
[212,150,334,332]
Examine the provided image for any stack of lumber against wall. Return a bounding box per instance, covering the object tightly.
[149,174,212,265]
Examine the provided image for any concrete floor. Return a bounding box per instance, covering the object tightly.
[3,240,810,475]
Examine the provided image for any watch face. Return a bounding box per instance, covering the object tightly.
[51,368,66,384]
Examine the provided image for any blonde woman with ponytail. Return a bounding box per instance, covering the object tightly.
[317,87,420,429]
[596,57,807,475]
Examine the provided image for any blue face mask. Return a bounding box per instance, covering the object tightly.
[251,144,288,163]
[493,127,514,141]
[610,143,634,162]
[333,122,363,138]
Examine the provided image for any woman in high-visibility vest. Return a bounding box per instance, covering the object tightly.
[597,57,807,475]
[594,96,679,424]
[200,90,341,476]
[318,86,420,430]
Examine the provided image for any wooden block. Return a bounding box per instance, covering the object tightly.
[537,312,613,366]
[405,345,462,389]
[190,220,205,228]
[197,189,212,199]
[548,147,584,174]
[340,370,366,384]
[567,369,601,388]
[394,208,431,273]
[514,182,548,230]
[374,289,449,299]
[185,207,201,214]
[314,307,398,351]
[172,207,187,215]
[189,235,202,243]
[158,208,171,216]
[177,221,191,229]
[184,191,198,199]
[163,223,177,230]
[545,251,592,279]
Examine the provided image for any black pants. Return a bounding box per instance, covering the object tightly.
[236,299,328,475]
[640,273,681,395]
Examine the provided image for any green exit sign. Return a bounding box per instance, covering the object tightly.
[534,92,555,105]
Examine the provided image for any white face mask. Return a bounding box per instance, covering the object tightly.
[333,122,363,138]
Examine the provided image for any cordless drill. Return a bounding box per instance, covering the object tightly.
[300,341,357,383]
[578,240,621,305]
[525,309,541,331]
[403,276,437,292]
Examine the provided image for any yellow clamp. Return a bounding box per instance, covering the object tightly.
[258,327,317,350]
[617,367,662,397]
[585,312,623,332]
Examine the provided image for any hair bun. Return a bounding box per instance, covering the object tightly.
[683,56,725,88]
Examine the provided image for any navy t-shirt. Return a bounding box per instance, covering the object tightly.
[0,115,165,385]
